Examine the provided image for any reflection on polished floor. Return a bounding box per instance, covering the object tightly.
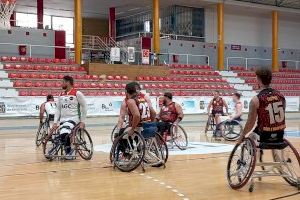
[0,114,299,200]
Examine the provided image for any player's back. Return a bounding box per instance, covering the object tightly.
[257,88,286,133]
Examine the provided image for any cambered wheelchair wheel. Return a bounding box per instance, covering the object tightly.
[111,131,146,172]
[75,128,94,160]
[36,122,49,147]
[272,139,300,188]
[227,138,257,190]
[111,125,118,142]
[144,133,169,168]
[205,115,216,134]
[222,120,243,141]
[43,134,61,161]
[171,124,188,150]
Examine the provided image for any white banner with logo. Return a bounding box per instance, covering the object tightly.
[127,47,135,63]
[0,96,298,117]
[142,49,150,65]
[110,47,120,62]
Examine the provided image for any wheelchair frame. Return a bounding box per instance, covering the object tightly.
[110,126,168,172]
[162,123,188,150]
[43,125,94,161]
[36,120,50,147]
[211,119,243,142]
[227,137,300,192]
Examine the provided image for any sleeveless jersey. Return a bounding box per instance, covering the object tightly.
[257,88,286,132]
[57,89,81,123]
[212,97,224,113]
[128,94,151,126]
[45,101,56,121]
[159,102,178,123]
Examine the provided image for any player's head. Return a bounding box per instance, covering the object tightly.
[163,92,173,105]
[255,67,272,88]
[132,81,141,93]
[213,90,220,98]
[62,75,74,90]
[46,94,54,102]
[232,93,241,103]
[125,82,138,98]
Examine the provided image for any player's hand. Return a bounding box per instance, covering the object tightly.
[51,123,58,133]
[79,122,85,129]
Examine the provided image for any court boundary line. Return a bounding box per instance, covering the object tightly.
[269,192,300,200]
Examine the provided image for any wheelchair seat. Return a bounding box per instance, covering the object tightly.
[141,122,158,139]
[258,131,285,149]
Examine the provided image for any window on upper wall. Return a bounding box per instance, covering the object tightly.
[16,12,51,29]
[52,16,74,47]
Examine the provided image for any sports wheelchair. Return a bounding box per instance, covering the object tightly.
[227,132,300,192]
[36,120,50,147]
[158,122,188,150]
[110,122,168,172]
[205,114,216,134]
[111,119,129,142]
[43,123,94,161]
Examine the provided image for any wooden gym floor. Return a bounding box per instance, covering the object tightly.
[0,114,299,200]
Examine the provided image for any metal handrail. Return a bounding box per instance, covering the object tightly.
[0,42,72,58]
[226,57,300,70]
[116,32,205,41]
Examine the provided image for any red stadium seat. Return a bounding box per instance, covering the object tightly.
[79,67,85,71]
[74,82,82,88]
[29,73,38,79]
[24,81,33,87]
[1,56,9,61]
[9,73,18,78]
[70,66,77,71]
[34,81,44,87]
[82,82,90,88]
[104,91,112,96]
[90,83,98,88]
[55,81,62,87]
[19,90,28,96]
[10,56,19,62]
[107,75,114,80]
[75,74,84,79]
[53,58,60,63]
[34,65,42,70]
[19,73,28,78]
[144,76,150,81]
[3,64,13,69]
[137,76,143,81]
[19,57,27,62]
[114,75,121,80]
[39,74,49,79]
[48,74,58,79]
[30,90,40,96]
[14,64,23,70]
[91,75,99,80]
[61,66,69,71]
[45,82,54,88]
[58,74,64,79]
[14,81,24,87]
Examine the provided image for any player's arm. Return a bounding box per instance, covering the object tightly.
[174,103,184,125]
[39,103,45,124]
[207,100,213,114]
[117,100,127,129]
[77,91,87,124]
[145,95,156,121]
[223,99,229,114]
[144,95,153,108]
[155,108,162,122]
[127,99,140,132]
[231,103,242,119]
[237,97,258,143]
[52,97,61,132]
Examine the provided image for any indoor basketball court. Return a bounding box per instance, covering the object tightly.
[0,0,300,200]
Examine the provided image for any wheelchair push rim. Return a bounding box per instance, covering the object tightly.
[36,122,49,147]
[227,138,257,190]
[75,128,94,160]
[272,139,300,187]
[111,125,118,142]
[171,124,188,150]
[111,131,146,172]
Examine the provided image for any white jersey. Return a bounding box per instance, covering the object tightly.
[45,102,56,115]
[54,89,87,124]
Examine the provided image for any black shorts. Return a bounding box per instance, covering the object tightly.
[211,111,224,117]
[157,122,172,135]
[233,117,242,121]
[253,127,284,143]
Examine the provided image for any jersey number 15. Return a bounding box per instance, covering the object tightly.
[265,101,284,124]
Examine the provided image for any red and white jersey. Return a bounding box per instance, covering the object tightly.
[55,88,86,123]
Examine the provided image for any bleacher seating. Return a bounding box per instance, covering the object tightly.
[230,66,300,96]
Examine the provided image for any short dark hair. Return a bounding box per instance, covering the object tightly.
[215,90,220,94]
[233,93,241,99]
[125,82,137,95]
[164,92,173,100]
[63,75,74,86]
[47,94,54,101]
[255,67,272,86]
[132,81,141,90]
